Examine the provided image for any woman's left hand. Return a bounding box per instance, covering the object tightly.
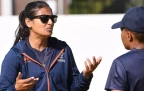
[83,56,102,79]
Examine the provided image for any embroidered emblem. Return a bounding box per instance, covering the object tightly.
[57,53,65,62]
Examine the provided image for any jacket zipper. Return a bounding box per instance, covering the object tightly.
[22,48,64,91]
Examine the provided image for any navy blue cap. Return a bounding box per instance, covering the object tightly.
[112,6,144,33]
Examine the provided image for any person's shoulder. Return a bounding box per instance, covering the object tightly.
[115,49,140,63]
[11,39,26,53]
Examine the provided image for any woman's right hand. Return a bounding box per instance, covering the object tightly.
[15,72,39,91]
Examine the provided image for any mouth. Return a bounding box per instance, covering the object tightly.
[46,28,53,31]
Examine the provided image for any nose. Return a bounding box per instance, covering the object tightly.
[47,18,53,25]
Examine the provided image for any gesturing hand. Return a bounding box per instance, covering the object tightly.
[15,72,39,91]
[83,56,102,79]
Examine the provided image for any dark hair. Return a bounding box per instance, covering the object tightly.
[132,31,144,43]
[14,1,51,45]
[122,27,144,43]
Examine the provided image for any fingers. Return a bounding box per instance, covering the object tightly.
[16,72,39,84]
[83,56,102,79]
[16,72,22,81]
[84,61,89,70]
[23,77,39,84]
[24,78,39,87]
[31,78,39,84]
[92,56,102,65]
[15,72,39,91]
[92,56,97,65]
[96,56,102,64]
[84,56,102,71]
[86,58,94,70]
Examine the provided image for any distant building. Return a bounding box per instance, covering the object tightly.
[0,0,68,16]
[0,0,143,15]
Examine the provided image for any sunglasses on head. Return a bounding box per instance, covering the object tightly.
[31,15,58,23]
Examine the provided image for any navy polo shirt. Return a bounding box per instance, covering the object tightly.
[105,48,144,91]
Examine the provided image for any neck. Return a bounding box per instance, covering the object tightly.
[28,36,48,51]
[130,41,144,49]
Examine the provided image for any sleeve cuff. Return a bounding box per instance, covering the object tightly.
[80,72,93,82]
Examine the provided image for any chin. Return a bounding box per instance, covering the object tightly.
[44,33,52,38]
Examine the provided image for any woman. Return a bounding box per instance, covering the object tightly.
[0,1,102,91]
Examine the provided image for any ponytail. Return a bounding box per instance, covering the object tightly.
[13,10,29,45]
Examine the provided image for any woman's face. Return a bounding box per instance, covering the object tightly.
[30,7,55,38]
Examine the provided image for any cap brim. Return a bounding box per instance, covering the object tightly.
[111,21,124,29]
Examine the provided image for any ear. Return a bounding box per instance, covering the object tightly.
[127,31,133,42]
[25,18,32,28]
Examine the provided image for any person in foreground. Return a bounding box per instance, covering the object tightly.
[0,1,102,91]
[105,6,144,91]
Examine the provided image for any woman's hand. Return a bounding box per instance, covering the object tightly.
[83,56,102,79]
[15,72,39,91]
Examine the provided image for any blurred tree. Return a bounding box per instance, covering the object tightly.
[68,0,103,14]
[68,0,138,14]
[101,0,128,13]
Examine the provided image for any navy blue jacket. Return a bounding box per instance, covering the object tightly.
[0,37,93,91]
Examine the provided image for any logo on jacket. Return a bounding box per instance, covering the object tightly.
[57,53,65,62]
